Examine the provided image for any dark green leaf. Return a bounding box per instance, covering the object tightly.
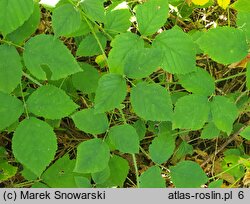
[12,118,57,176]
[131,82,173,121]
[108,124,139,154]
[94,73,127,113]
[23,34,82,80]
[170,161,208,187]
[74,138,110,173]
[72,108,109,134]
[27,85,78,120]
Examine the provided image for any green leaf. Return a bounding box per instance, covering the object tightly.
[12,118,57,176]
[108,124,139,154]
[232,0,250,12]
[42,154,86,188]
[149,132,175,164]
[77,33,107,56]
[152,27,196,74]
[80,0,105,22]
[171,141,193,164]
[27,85,78,120]
[23,34,82,80]
[201,122,220,139]
[131,82,173,121]
[32,182,49,188]
[0,92,23,131]
[0,162,18,182]
[178,67,215,96]
[74,138,110,173]
[173,95,210,130]
[92,167,110,184]
[0,0,34,36]
[94,73,127,113]
[170,161,208,187]
[72,108,109,134]
[74,176,92,188]
[133,119,146,141]
[124,48,163,79]
[105,3,131,35]
[139,166,165,188]
[52,4,82,37]
[237,12,250,41]
[136,0,169,36]
[108,32,144,74]
[106,155,129,187]
[6,2,41,44]
[197,27,248,64]
[208,179,223,188]
[240,126,250,140]
[72,63,100,94]
[0,45,22,94]
[211,96,238,135]
[96,155,129,187]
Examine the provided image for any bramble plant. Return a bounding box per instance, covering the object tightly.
[0,0,250,188]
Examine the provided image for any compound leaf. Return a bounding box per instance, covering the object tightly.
[23,34,81,80]
[74,138,110,174]
[170,161,208,187]
[72,108,109,134]
[27,85,78,120]
[12,118,57,177]
[131,82,173,121]
[94,73,127,113]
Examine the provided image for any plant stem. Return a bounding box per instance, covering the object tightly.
[20,83,29,119]
[132,153,140,188]
[118,108,127,124]
[215,71,246,83]
[22,71,43,86]
[0,39,24,49]
[81,13,109,64]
